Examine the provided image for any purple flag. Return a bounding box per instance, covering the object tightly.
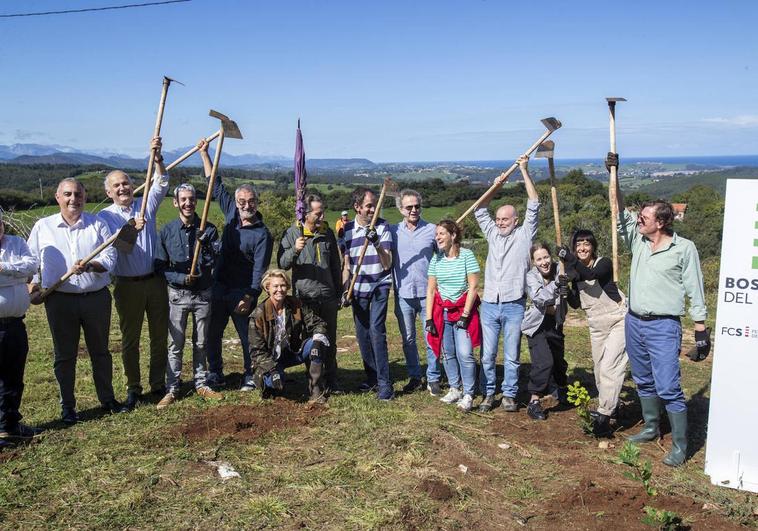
[294,119,307,225]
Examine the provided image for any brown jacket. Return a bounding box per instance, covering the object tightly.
[249,295,327,375]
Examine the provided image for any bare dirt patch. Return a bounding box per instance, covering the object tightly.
[172,400,326,443]
[419,478,455,501]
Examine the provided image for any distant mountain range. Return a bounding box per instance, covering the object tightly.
[0,143,376,171]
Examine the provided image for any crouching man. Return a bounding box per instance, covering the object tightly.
[249,269,330,402]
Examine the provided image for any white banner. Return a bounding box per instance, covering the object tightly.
[705,179,758,493]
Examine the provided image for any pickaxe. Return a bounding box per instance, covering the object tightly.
[606,97,626,283]
[456,117,562,224]
[535,140,564,275]
[187,110,243,279]
[342,177,399,307]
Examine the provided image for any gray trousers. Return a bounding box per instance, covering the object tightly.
[44,288,115,410]
[166,286,211,394]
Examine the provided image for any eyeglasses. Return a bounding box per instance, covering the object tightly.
[236,200,258,207]
[404,204,421,211]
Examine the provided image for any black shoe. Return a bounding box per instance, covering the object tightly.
[0,423,43,441]
[527,400,546,421]
[358,381,378,393]
[61,408,79,425]
[102,399,129,414]
[427,381,442,396]
[125,390,141,411]
[592,413,613,438]
[478,394,495,412]
[402,378,423,393]
[150,386,167,398]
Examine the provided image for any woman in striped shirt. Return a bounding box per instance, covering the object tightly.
[425,220,481,412]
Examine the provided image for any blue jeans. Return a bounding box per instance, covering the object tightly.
[441,310,477,396]
[394,295,441,382]
[625,313,685,413]
[480,298,525,398]
[166,287,211,393]
[207,285,255,377]
[352,287,392,394]
[262,338,315,390]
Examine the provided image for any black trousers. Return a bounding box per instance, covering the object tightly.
[527,315,567,396]
[0,317,28,430]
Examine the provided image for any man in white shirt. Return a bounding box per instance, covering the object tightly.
[0,212,39,445]
[97,137,169,409]
[28,178,128,424]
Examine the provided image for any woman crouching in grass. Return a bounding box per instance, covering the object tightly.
[424,220,481,412]
[522,242,569,420]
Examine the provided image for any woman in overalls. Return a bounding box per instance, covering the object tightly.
[559,229,628,437]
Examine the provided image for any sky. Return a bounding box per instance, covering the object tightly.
[1,0,757,161]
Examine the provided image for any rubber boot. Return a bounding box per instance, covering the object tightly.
[662,410,688,467]
[627,396,660,443]
[592,413,613,438]
[308,359,326,403]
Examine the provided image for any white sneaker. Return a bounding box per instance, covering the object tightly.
[440,388,463,404]
[457,394,474,412]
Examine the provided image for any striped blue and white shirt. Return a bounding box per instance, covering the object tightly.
[344,218,392,298]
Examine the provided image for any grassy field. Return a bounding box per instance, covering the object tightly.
[1,287,756,528]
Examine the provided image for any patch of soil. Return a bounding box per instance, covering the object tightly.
[419,478,455,501]
[172,400,326,443]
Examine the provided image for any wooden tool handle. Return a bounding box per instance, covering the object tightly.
[456,126,557,224]
[608,102,619,283]
[189,128,225,278]
[138,77,172,220]
[345,181,389,301]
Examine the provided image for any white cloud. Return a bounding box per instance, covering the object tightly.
[702,115,758,127]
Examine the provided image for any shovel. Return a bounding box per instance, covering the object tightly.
[188,110,243,279]
[456,117,562,224]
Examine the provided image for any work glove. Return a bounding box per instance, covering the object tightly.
[365,228,379,245]
[605,152,619,173]
[339,290,352,309]
[196,227,213,246]
[688,329,711,362]
[555,275,569,298]
[183,274,197,287]
[425,319,438,337]
[454,314,470,330]
[310,340,324,360]
[557,245,577,266]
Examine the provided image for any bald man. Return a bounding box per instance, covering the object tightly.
[474,155,540,412]
[97,137,170,410]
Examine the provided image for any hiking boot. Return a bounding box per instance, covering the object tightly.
[662,410,688,467]
[440,388,463,404]
[0,423,42,441]
[197,386,224,401]
[61,408,78,425]
[627,397,661,444]
[592,413,613,438]
[478,394,495,412]
[270,372,284,391]
[457,394,474,412]
[102,399,129,414]
[527,399,546,421]
[156,393,176,410]
[427,381,442,397]
[500,396,518,412]
[402,378,423,393]
[240,373,257,392]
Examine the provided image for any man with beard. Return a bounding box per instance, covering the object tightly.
[197,139,273,391]
[475,155,540,412]
[97,137,170,409]
[278,194,342,402]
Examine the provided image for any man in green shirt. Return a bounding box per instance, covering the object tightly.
[611,153,711,467]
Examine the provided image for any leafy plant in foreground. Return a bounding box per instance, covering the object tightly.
[642,506,684,530]
[566,381,592,434]
[616,441,657,496]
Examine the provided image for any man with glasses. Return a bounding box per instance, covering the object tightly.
[277,194,342,402]
[197,139,273,391]
[389,190,440,395]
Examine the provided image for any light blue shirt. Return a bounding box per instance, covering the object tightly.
[390,219,437,299]
[98,173,168,277]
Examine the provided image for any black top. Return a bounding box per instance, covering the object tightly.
[565,256,622,307]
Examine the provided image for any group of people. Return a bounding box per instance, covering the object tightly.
[0,143,711,466]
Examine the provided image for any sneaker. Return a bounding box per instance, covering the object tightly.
[377,388,395,401]
[500,396,518,412]
[61,408,78,425]
[402,378,423,393]
[478,394,495,413]
[240,374,257,392]
[0,423,42,441]
[440,388,463,404]
[457,394,474,412]
[358,381,378,393]
[197,386,223,401]
[427,381,442,397]
[156,393,176,410]
[527,399,546,421]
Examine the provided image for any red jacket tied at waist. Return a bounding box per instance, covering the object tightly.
[427,290,482,358]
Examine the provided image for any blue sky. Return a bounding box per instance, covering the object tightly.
[1,0,757,161]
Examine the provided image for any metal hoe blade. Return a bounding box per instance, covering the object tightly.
[606,97,627,103]
[535,140,555,159]
[112,221,139,253]
[209,109,243,139]
[540,117,562,131]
